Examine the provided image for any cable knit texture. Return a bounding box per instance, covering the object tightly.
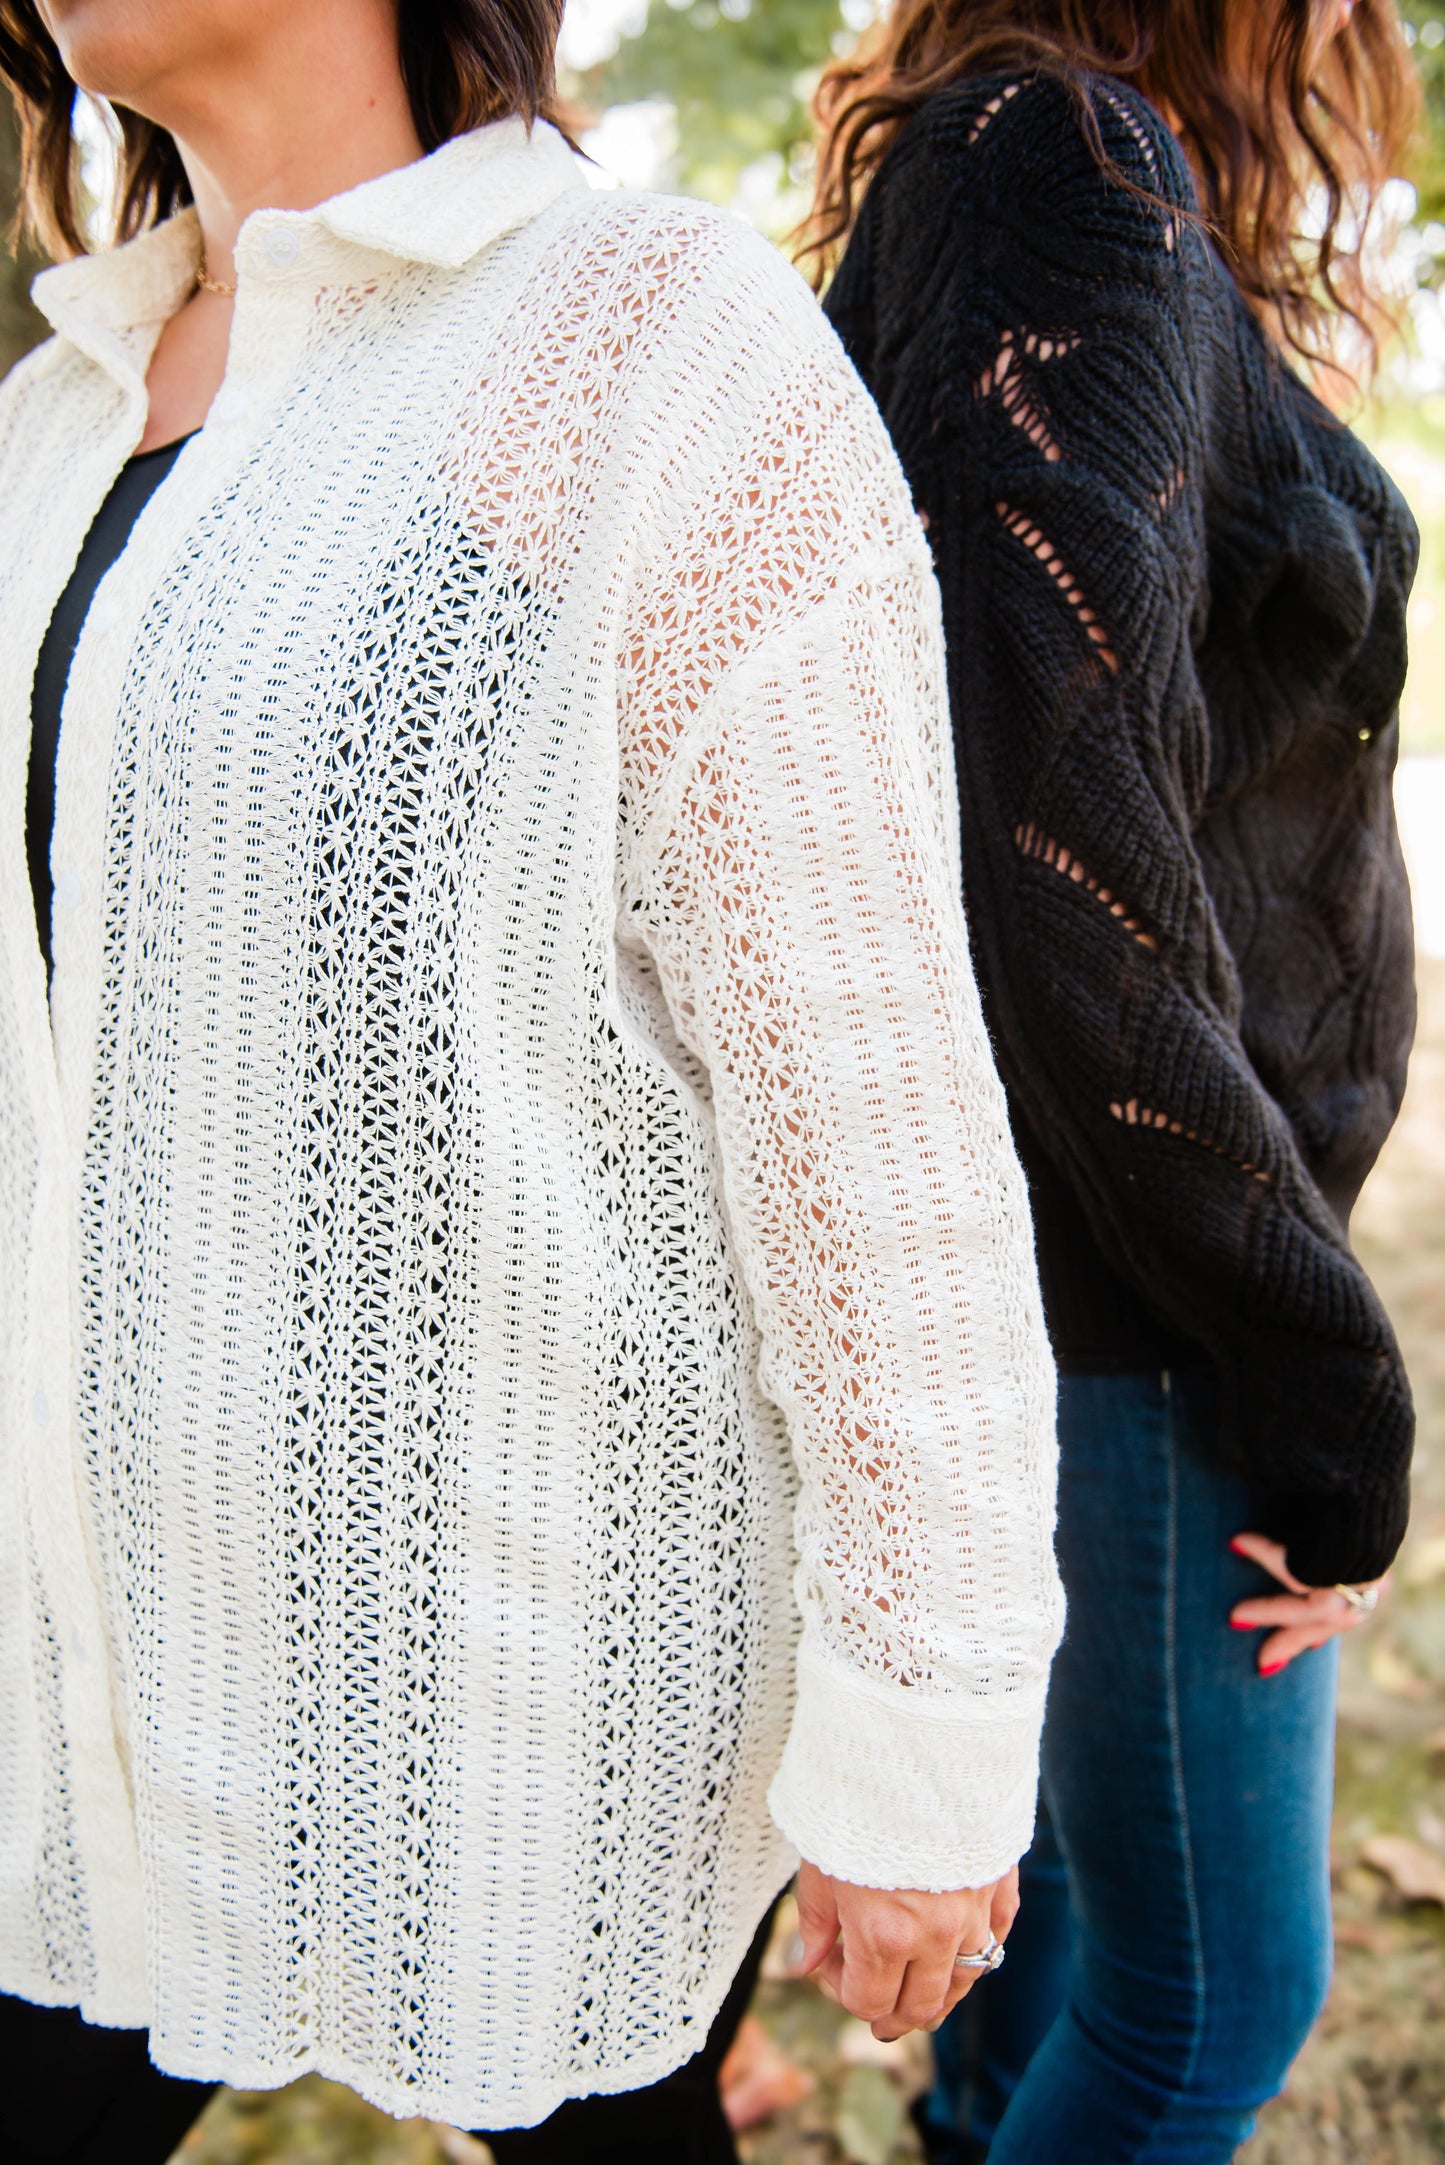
[826,73,1419,1590]
[0,120,1062,2125]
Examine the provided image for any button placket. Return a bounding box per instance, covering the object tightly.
[211,385,253,426]
[224,217,320,416]
[263,227,302,268]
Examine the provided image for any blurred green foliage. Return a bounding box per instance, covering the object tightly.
[584,0,859,206]
[599,0,1445,232]
[6,4,1445,369]
[1401,2,1445,225]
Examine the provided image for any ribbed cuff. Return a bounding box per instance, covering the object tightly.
[1226,1326,1413,1588]
[1274,1479,1411,1589]
[767,1637,1046,1893]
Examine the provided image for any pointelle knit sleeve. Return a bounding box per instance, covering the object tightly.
[617,247,1065,1891]
[825,75,1413,1586]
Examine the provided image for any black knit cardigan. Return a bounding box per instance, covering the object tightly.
[825,71,1418,1586]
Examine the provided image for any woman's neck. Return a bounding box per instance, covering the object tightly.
[58,0,429,454]
[164,7,424,288]
[52,0,425,288]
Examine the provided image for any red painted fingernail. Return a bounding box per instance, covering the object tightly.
[1230,1619,1254,1631]
[1260,1659,1286,1676]
[1229,1538,1249,1556]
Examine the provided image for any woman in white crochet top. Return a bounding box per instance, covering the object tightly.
[0,1,1064,2156]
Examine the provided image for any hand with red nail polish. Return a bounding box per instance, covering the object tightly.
[1227,1530,1387,1677]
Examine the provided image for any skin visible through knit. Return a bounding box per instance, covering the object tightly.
[0,120,1062,2124]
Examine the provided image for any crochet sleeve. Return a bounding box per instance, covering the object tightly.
[828,75,1412,1586]
[619,333,1064,1889]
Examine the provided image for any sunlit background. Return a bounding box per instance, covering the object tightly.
[1,3,1443,2158]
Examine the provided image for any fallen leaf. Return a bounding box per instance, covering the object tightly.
[1366,1637,1434,1701]
[836,2062,906,2165]
[1361,1833,1445,1905]
[430,2130,493,2165]
[1333,1920,1394,1953]
[760,1894,807,1981]
[837,2017,915,2076]
[1335,1862,1387,1908]
[720,2013,815,2131]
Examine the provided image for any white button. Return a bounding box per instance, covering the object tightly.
[264,227,301,267]
[53,871,82,912]
[32,1392,51,1429]
[212,385,252,425]
[88,593,120,635]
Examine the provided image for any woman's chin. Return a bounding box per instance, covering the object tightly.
[40,0,246,111]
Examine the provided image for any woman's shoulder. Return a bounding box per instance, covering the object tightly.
[558,184,817,323]
[0,331,82,476]
[550,183,860,403]
[832,67,1209,379]
[0,330,70,412]
[544,190,925,596]
[879,67,1200,240]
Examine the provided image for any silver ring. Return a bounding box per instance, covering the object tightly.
[1334,1582,1380,1615]
[954,1934,1005,1972]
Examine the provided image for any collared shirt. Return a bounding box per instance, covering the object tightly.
[0,117,1061,2126]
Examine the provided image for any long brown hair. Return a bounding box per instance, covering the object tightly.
[0,0,566,261]
[803,0,1420,376]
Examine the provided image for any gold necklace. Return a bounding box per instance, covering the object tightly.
[195,259,236,299]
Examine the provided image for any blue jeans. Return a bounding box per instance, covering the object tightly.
[921,1369,1338,2165]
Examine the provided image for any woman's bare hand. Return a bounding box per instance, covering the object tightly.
[1229,1531,1387,1676]
[794,1858,1019,2041]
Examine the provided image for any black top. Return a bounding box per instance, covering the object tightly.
[27,434,192,973]
[825,72,1418,1584]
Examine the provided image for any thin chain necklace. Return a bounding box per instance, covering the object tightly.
[195,258,236,300]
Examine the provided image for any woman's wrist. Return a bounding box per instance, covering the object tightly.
[794,1859,1020,2040]
[1229,1531,1389,1676]
[1269,1480,1409,1589]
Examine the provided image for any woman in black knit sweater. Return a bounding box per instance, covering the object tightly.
[808,1,1419,2157]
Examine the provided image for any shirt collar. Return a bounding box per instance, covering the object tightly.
[312,114,582,267]
[32,117,585,389]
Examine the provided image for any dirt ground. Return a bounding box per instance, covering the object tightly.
[176,959,1445,2165]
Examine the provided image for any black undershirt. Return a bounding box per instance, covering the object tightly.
[27,434,194,974]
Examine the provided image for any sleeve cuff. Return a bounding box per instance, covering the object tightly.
[766,1636,1047,1893]
[1224,1330,1413,1587]
[1270,1479,1411,1589]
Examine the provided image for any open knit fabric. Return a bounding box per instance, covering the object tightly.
[0,121,1061,2125]
[826,72,1419,1588]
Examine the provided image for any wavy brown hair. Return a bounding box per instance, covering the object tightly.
[803,0,1420,376]
[0,0,566,261]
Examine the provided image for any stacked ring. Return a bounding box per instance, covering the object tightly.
[1334,1582,1380,1615]
[954,1934,1005,1972]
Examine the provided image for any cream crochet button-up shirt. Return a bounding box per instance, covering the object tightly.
[0,118,1063,2126]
